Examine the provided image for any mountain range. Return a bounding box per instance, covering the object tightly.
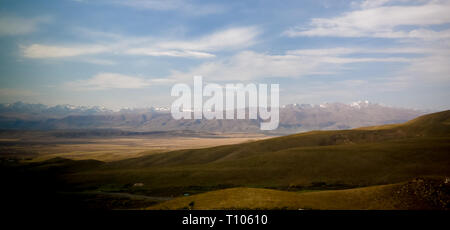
[0,101,426,134]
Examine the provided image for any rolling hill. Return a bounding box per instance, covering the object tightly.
[147,177,450,210]
[65,110,450,195]
[2,110,449,209]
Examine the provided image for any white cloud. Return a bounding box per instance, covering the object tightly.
[353,0,430,9]
[170,51,321,81]
[357,0,392,9]
[401,29,450,40]
[285,45,450,92]
[390,53,450,86]
[286,48,361,56]
[0,15,50,36]
[284,1,450,39]
[169,48,415,81]
[21,27,259,59]
[67,73,173,90]
[22,44,109,58]
[125,48,215,58]
[111,0,227,15]
[72,27,124,40]
[81,58,117,65]
[156,27,260,51]
[286,47,437,56]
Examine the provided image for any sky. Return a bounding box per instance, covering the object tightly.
[0,0,449,110]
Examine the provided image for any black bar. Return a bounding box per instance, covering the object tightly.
[5,210,449,229]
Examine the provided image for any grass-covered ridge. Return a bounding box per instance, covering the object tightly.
[2,110,450,209]
[67,110,450,194]
[147,177,450,210]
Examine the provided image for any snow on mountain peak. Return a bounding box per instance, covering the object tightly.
[350,100,370,109]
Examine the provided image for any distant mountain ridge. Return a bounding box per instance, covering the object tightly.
[0,101,427,134]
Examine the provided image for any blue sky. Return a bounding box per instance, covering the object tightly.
[0,0,449,110]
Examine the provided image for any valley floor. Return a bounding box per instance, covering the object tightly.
[0,132,269,161]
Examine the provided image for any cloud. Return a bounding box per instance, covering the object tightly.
[169,48,415,81]
[111,0,227,15]
[285,47,432,56]
[0,15,50,36]
[125,27,259,58]
[66,73,173,90]
[21,26,259,59]
[124,49,215,58]
[353,0,431,9]
[21,44,109,58]
[73,0,227,15]
[72,27,124,40]
[356,0,392,9]
[169,51,318,81]
[388,53,450,88]
[81,58,117,65]
[284,0,450,39]
[156,27,260,51]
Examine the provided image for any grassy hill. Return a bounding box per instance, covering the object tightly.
[63,110,450,195]
[2,110,450,209]
[147,177,450,210]
[103,110,450,168]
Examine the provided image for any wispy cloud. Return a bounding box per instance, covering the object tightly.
[285,47,436,56]
[169,48,416,81]
[0,15,51,36]
[387,52,450,89]
[156,27,260,51]
[124,26,260,58]
[284,0,450,39]
[80,58,117,66]
[110,0,227,15]
[21,44,108,58]
[66,72,173,90]
[355,0,392,9]
[73,0,227,15]
[20,26,259,60]
[124,49,215,58]
[282,0,450,97]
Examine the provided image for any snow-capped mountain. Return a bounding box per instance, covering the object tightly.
[0,101,428,134]
[350,100,371,109]
[0,102,113,116]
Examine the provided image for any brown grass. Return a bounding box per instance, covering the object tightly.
[147,177,450,210]
[1,134,269,162]
[146,185,401,210]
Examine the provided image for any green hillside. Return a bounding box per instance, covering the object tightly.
[65,110,450,196]
[104,110,450,168]
[3,110,449,209]
[147,177,450,210]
